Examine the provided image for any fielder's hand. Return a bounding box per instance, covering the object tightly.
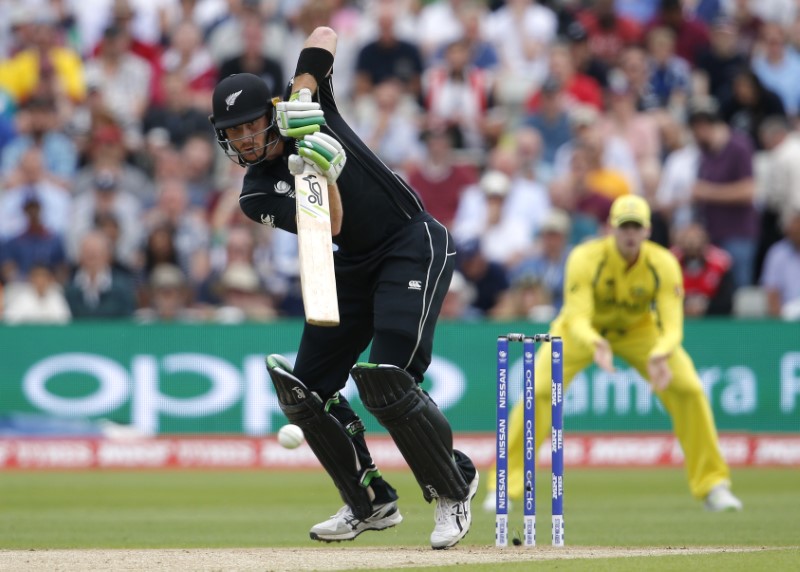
[296,132,346,184]
[647,354,672,391]
[593,338,615,373]
[275,88,325,139]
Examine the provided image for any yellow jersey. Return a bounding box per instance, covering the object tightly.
[554,235,684,358]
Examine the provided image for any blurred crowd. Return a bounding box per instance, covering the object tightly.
[0,0,799,325]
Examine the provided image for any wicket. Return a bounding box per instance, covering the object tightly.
[495,333,564,548]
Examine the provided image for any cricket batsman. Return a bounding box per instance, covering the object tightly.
[209,27,477,549]
[483,195,743,512]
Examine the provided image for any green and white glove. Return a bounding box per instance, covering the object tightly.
[275,88,325,139]
[296,132,347,184]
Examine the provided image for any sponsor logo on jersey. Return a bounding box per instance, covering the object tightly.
[408,280,422,290]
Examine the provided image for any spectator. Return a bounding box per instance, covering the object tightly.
[1,193,68,284]
[655,116,700,229]
[525,43,603,113]
[522,77,572,166]
[143,178,210,281]
[485,0,558,104]
[553,132,632,207]
[160,20,217,113]
[514,125,554,189]
[616,0,662,25]
[553,105,640,193]
[200,225,259,305]
[180,134,217,204]
[135,263,197,323]
[93,212,136,282]
[563,21,609,88]
[0,7,85,106]
[600,72,662,196]
[218,18,284,96]
[64,231,136,319]
[456,238,510,316]
[550,141,614,239]
[577,0,643,66]
[439,2,499,70]
[646,0,710,65]
[139,224,181,296]
[83,24,152,147]
[214,261,275,323]
[755,117,800,281]
[71,123,155,202]
[440,270,479,320]
[490,274,556,322]
[352,79,424,172]
[688,97,758,288]
[68,170,143,269]
[142,71,215,148]
[490,137,552,235]
[721,68,785,150]
[405,125,479,229]
[671,222,734,316]
[646,26,692,110]
[751,22,800,116]
[695,17,748,104]
[760,206,800,319]
[618,45,661,110]
[354,2,424,101]
[415,0,466,61]
[422,38,496,151]
[452,170,531,268]
[208,0,285,68]
[3,264,71,325]
[0,147,71,241]
[1,95,78,189]
[509,208,571,311]
[726,0,763,56]
[90,0,164,107]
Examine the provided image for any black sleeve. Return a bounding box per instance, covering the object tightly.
[707,268,734,315]
[240,169,298,234]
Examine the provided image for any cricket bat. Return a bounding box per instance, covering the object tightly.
[295,168,340,326]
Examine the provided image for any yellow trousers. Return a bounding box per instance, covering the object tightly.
[488,324,731,500]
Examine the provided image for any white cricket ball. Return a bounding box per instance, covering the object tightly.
[277,424,304,449]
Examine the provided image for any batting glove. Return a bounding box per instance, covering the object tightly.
[296,132,347,185]
[275,88,325,139]
[287,154,306,177]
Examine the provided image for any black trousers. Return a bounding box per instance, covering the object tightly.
[294,212,455,393]
[292,212,475,503]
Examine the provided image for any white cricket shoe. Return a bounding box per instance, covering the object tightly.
[481,491,513,513]
[704,484,743,512]
[430,471,480,550]
[309,501,402,542]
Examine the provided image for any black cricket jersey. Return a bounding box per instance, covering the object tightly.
[239,74,425,256]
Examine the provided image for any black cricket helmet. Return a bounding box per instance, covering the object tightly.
[209,73,280,166]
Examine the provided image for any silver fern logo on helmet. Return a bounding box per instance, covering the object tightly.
[225,90,243,110]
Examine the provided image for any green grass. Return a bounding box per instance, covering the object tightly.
[1,468,798,569]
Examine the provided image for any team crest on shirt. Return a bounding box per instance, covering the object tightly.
[630,285,647,298]
[274,180,295,197]
[260,213,275,227]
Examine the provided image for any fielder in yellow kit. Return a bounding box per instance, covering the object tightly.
[484,195,743,512]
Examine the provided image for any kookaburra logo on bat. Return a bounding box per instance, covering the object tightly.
[303,174,324,206]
